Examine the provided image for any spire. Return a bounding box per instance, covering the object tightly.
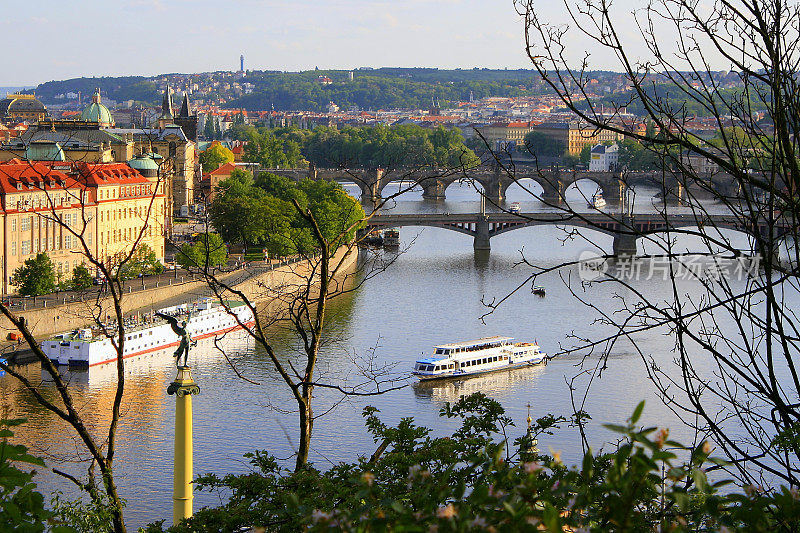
[92,88,102,104]
[161,84,174,119]
[179,92,190,118]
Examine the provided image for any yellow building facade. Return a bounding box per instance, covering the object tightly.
[0,160,166,294]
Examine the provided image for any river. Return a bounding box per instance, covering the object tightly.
[0,180,773,528]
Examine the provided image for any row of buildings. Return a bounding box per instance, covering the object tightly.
[0,88,203,294]
[0,159,167,294]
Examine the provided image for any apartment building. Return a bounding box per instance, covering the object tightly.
[0,159,166,294]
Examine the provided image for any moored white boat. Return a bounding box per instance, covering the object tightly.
[41,298,255,367]
[412,336,547,380]
[589,193,607,209]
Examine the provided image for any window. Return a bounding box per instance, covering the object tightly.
[21,240,29,255]
[11,219,16,232]
[20,217,30,232]
[11,242,16,256]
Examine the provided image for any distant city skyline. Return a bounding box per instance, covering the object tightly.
[0,0,660,87]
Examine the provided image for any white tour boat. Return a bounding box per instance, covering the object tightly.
[41,298,255,367]
[589,193,607,209]
[412,336,546,380]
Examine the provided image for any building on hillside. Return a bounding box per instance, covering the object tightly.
[588,143,619,171]
[0,94,47,124]
[0,160,166,294]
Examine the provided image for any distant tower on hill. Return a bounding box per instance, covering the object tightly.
[240,54,244,72]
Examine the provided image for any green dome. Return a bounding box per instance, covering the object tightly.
[80,88,114,126]
[26,140,65,162]
[127,153,161,177]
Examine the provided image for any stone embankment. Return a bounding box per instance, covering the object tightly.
[1,247,357,363]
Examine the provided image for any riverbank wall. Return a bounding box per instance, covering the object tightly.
[1,247,358,362]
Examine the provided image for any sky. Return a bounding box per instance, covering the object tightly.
[0,0,689,87]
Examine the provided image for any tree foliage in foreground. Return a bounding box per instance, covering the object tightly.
[518,0,800,488]
[145,394,800,532]
[0,419,74,532]
[209,169,365,255]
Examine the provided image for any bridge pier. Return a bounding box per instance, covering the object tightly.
[612,233,638,257]
[421,179,448,200]
[359,168,386,203]
[473,219,491,250]
[600,177,626,202]
[612,217,638,256]
[539,176,563,204]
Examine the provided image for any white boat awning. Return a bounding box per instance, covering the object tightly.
[434,336,514,350]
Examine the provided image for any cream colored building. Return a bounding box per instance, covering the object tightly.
[0,159,166,294]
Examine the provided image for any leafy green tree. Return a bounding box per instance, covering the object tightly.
[0,419,73,532]
[214,117,222,140]
[199,143,234,173]
[157,395,800,533]
[302,124,477,169]
[579,144,592,165]
[118,243,163,279]
[244,128,305,168]
[523,130,566,157]
[176,233,228,271]
[12,253,56,296]
[209,169,365,256]
[203,116,216,140]
[70,264,93,291]
[562,152,580,168]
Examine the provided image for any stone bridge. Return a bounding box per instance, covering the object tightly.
[364,211,787,255]
[265,167,741,204]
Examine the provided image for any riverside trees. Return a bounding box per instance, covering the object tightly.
[209,168,364,256]
[226,123,479,170]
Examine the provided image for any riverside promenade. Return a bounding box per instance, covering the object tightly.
[1,247,358,363]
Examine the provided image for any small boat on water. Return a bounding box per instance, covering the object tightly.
[412,336,547,381]
[510,202,521,214]
[383,228,400,247]
[362,229,384,246]
[589,193,607,209]
[532,285,546,296]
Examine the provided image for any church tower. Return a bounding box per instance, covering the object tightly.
[173,92,198,142]
[158,84,175,129]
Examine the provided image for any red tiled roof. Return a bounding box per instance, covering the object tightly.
[207,162,236,177]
